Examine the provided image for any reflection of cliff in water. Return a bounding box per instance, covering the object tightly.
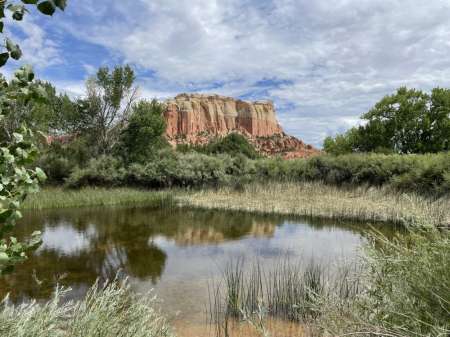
[1,205,400,303]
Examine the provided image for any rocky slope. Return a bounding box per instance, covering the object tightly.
[163,93,323,159]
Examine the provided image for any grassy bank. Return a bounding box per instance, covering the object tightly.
[176,182,450,225]
[22,187,173,210]
[22,183,450,225]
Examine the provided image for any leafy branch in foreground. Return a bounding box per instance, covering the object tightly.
[0,0,67,276]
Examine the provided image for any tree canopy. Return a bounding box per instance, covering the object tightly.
[324,86,450,155]
[118,98,167,164]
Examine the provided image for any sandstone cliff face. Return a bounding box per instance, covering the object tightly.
[163,93,283,137]
[163,93,323,160]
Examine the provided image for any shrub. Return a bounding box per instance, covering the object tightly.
[0,274,176,337]
[312,213,450,336]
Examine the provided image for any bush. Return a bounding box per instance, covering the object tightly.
[208,133,261,159]
[0,274,176,337]
[64,149,450,196]
[176,133,261,159]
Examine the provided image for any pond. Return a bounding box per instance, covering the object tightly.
[0,205,399,336]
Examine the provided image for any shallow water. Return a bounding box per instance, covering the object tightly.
[0,205,399,336]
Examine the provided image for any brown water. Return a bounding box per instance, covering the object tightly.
[0,205,398,336]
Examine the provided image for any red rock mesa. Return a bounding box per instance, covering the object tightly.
[162,93,323,159]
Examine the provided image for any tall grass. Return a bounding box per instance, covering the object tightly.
[0,274,177,337]
[176,181,450,225]
[310,213,450,336]
[208,252,360,336]
[22,188,174,210]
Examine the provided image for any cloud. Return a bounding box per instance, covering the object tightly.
[6,0,450,147]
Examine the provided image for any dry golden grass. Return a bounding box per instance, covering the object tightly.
[175,182,450,225]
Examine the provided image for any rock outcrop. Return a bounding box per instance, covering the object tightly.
[38,132,76,147]
[162,93,323,159]
[163,93,283,137]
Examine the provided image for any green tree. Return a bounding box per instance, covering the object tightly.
[208,133,261,159]
[0,80,76,141]
[324,87,450,155]
[119,98,167,164]
[0,0,68,277]
[84,65,140,155]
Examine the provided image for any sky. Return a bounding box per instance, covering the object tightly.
[2,0,450,148]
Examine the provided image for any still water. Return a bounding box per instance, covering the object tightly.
[0,205,397,336]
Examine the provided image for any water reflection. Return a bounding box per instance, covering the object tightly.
[0,205,401,334]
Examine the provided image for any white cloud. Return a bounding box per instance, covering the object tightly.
[3,13,63,69]
[8,0,450,147]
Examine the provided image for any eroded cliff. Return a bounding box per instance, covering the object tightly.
[162,93,323,159]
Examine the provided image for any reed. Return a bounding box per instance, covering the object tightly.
[0,274,177,337]
[208,251,360,336]
[22,187,174,210]
[176,181,450,225]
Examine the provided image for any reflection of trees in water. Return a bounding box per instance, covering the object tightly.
[0,206,400,303]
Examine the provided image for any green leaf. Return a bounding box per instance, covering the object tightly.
[36,167,47,181]
[12,9,24,21]
[37,1,56,15]
[2,225,14,233]
[21,0,40,4]
[0,22,3,33]
[0,210,13,223]
[13,133,24,143]
[27,239,42,251]
[0,53,9,67]
[0,252,9,266]
[0,5,5,19]
[5,38,14,52]
[2,264,14,275]
[31,231,41,236]
[54,0,67,11]
[10,237,17,245]
[7,5,23,12]
[29,181,39,193]
[11,45,23,60]
[11,243,21,252]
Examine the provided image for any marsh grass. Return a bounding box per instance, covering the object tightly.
[0,274,177,337]
[176,181,450,225]
[310,213,450,337]
[22,188,174,210]
[208,252,360,337]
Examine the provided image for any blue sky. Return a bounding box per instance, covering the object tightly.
[2,0,450,148]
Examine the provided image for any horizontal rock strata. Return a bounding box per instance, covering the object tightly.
[163,93,323,160]
[163,93,283,137]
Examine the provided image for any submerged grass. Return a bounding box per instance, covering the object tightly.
[22,188,174,210]
[0,274,177,337]
[208,252,360,337]
[176,181,450,225]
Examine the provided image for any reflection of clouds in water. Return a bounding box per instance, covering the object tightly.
[38,221,97,255]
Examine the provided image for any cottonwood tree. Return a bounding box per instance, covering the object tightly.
[118,98,167,164]
[85,65,140,155]
[0,0,68,277]
[323,86,450,155]
[0,80,74,142]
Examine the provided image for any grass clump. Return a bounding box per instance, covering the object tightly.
[0,274,177,337]
[22,187,173,210]
[176,181,450,225]
[208,252,359,336]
